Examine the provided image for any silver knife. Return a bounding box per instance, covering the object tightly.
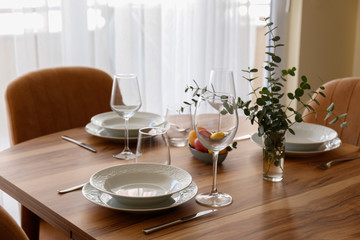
[61,135,97,153]
[143,209,218,234]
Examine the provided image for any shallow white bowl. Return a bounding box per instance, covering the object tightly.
[91,111,165,137]
[90,163,192,205]
[285,123,338,151]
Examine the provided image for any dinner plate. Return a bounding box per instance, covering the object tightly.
[89,163,192,205]
[250,133,342,157]
[82,181,198,212]
[285,123,338,151]
[91,111,165,137]
[85,123,138,141]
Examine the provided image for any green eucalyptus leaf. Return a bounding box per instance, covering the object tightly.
[319,92,326,98]
[327,102,335,112]
[220,109,227,115]
[324,111,332,120]
[307,105,315,111]
[340,122,347,128]
[295,88,304,97]
[295,113,303,122]
[265,66,274,71]
[272,56,281,63]
[338,113,347,119]
[259,125,264,135]
[272,36,280,41]
[288,128,295,135]
[223,101,234,114]
[329,117,338,124]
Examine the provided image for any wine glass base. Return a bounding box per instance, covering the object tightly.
[112,151,136,160]
[195,192,232,207]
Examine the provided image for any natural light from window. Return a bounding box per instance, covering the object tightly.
[0,0,270,35]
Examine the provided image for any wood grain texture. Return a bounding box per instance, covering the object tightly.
[0,121,360,240]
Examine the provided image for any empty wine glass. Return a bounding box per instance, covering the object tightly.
[194,91,238,207]
[208,69,236,130]
[111,74,142,160]
[208,69,236,97]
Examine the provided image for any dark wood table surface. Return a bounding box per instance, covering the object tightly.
[1,119,360,239]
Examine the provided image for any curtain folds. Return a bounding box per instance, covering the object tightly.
[0,1,269,150]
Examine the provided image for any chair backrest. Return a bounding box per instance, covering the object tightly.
[5,66,113,145]
[302,77,360,146]
[0,206,29,240]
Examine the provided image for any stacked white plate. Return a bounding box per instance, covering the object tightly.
[82,163,197,212]
[251,123,342,157]
[85,111,165,140]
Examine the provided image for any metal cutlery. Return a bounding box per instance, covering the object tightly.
[57,183,86,194]
[318,155,360,170]
[61,135,97,153]
[234,134,251,142]
[143,209,218,234]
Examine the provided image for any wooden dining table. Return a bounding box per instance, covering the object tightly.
[0,118,360,240]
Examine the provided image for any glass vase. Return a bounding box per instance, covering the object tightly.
[262,130,285,182]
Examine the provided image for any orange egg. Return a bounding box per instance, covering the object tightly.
[188,130,197,147]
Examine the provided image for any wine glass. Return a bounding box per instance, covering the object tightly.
[208,69,236,97]
[194,91,238,207]
[208,69,236,130]
[111,74,142,160]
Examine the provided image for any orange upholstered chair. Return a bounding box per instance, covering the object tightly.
[5,66,113,239]
[302,77,360,146]
[0,206,29,240]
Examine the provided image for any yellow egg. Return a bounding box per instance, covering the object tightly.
[210,132,224,140]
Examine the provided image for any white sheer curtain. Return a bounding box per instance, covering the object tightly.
[0,0,270,221]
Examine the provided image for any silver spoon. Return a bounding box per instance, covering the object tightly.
[318,155,360,170]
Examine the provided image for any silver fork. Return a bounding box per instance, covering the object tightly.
[318,155,360,170]
[57,183,86,194]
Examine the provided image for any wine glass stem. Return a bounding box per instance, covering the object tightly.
[211,151,219,193]
[124,118,130,152]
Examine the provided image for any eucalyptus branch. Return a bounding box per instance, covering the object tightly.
[236,18,347,136]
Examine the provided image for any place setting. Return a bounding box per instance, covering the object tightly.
[77,122,198,212]
[250,122,342,157]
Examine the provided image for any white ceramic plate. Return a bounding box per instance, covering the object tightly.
[250,133,342,157]
[82,182,198,212]
[285,123,338,151]
[91,111,165,137]
[90,163,192,205]
[85,123,138,141]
